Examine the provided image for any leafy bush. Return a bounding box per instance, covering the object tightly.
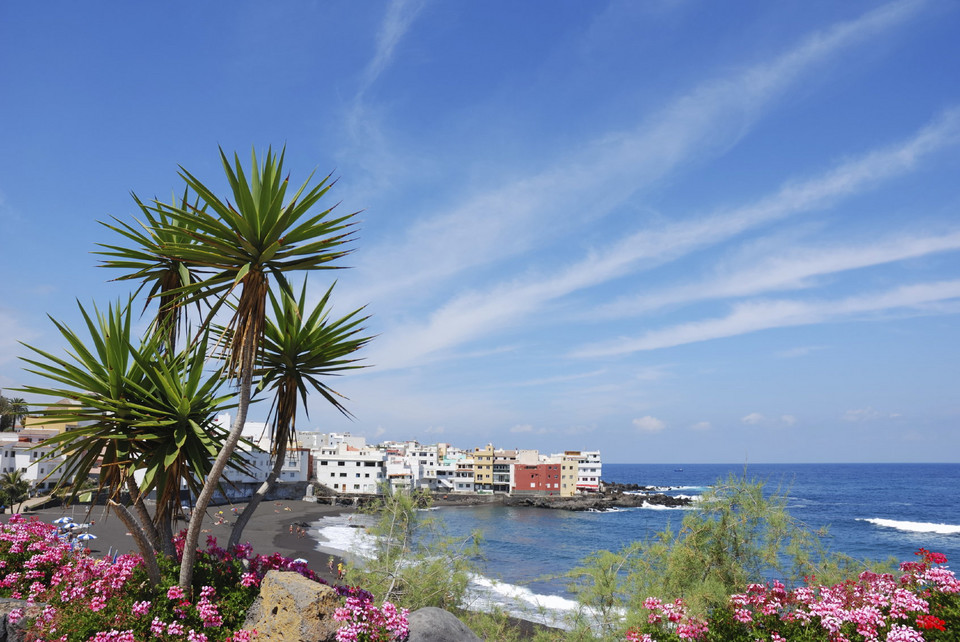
[344,486,482,612]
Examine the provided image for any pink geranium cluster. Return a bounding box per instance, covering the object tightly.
[333,595,410,642]
[0,515,266,641]
[627,549,959,641]
[629,598,708,640]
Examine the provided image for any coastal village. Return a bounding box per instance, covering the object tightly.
[2,404,604,502]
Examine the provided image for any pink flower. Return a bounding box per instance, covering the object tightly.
[131,600,151,617]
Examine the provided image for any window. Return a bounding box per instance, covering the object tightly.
[338,461,345,466]
[339,472,347,477]
[354,484,360,490]
[320,460,328,466]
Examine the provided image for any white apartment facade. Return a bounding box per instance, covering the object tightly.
[0,429,66,493]
[314,443,386,494]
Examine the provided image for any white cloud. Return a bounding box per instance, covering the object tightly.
[690,421,712,431]
[633,416,666,432]
[574,279,960,358]
[781,415,798,426]
[598,227,960,319]
[510,424,534,433]
[424,426,446,434]
[349,2,928,318]
[358,0,428,99]
[368,106,960,370]
[843,407,899,422]
[742,412,766,425]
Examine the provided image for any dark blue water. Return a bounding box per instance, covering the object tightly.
[431,463,960,600]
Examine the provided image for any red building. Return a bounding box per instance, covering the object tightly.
[512,463,562,496]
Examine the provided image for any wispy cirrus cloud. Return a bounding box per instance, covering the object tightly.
[596,227,960,318]
[367,106,960,370]
[573,279,960,358]
[357,0,429,100]
[349,1,927,316]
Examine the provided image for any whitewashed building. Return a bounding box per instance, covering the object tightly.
[0,429,66,493]
[314,443,386,494]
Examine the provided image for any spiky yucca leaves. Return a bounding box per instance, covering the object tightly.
[96,189,207,348]
[140,147,358,589]
[154,146,357,380]
[16,300,240,583]
[227,282,371,547]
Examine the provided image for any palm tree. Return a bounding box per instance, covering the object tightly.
[4,398,28,430]
[100,147,357,589]
[96,188,207,349]
[18,300,239,585]
[0,394,27,431]
[0,470,31,513]
[227,281,371,548]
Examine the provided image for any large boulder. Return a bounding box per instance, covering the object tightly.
[243,570,340,642]
[0,599,41,642]
[405,607,481,642]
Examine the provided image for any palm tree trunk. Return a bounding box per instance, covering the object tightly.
[126,478,162,553]
[109,499,162,586]
[178,329,255,590]
[227,437,288,549]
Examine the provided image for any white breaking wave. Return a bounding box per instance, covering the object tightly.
[859,518,960,535]
[641,501,695,510]
[312,513,579,629]
[467,574,578,629]
[311,513,378,559]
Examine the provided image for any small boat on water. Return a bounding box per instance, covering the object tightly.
[674,468,683,472]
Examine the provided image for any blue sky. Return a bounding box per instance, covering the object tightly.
[2,1,959,463]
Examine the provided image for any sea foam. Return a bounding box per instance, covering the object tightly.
[859,518,960,535]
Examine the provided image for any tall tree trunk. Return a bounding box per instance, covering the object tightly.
[109,500,162,586]
[126,478,162,553]
[227,437,288,549]
[178,329,255,590]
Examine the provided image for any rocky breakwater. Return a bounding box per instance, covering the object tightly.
[502,488,691,511]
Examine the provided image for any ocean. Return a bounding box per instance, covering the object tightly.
[311,463,960,627]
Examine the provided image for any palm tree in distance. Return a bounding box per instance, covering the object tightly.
[0,470,31,513]
[0,395,28,431]
[227,281,371,548]
[100,147,358,589]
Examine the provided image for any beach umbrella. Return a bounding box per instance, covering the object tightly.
[76,533,97,541]
[292,558,308,565]
[63,522,81,530]
[53,516,74,525]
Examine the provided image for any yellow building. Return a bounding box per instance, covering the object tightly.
[472,444,494,492]
[560,459,579,497]
[24,399,81,434]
